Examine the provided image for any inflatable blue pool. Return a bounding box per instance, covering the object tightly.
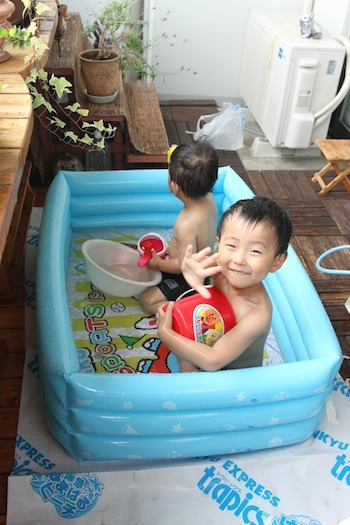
[36,166,342,461]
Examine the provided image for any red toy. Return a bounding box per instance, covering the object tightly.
[170,287,236,346]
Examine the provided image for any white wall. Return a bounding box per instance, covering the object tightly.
[313,0,350,36]
[66,0,350,102]
[145,0,307,102]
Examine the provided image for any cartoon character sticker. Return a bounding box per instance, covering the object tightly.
[193,305,224,346]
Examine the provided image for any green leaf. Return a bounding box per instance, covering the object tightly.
[64,131,78,142]
[38,68,48,81]
[31,94,46,109]
[95,137,105,149]
[27,21,37,35]
[29,36,49,51]
[21,0,32,11]
[49,116,66,129]
[79,133,94,146]
[93,119,104,132]
[49,75,72,98]
[32,94,55,113]
[35,2,52,15]
[66,102,80,112]
[76,108,89,116]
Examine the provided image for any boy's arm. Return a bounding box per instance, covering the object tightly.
[157,302,269,372]
[181,244,221,298]
[147,223,204,274]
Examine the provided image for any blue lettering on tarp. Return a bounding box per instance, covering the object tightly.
[198,465,325,525]
[30,473,104,519]
[24,279,36,310]
[211,458,280,507]
[270,516,322,525]
[14,434,55,473]
[26,232,40,247]
[197,466,270,524]
[313,430,349,451]
[331,453,350,486]
[27,354,39,377]
[333,379,350,399]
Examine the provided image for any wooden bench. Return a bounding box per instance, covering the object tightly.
[312,139,350,196]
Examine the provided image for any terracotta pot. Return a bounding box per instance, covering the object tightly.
[0,0,15,63]
[79,49,119,97]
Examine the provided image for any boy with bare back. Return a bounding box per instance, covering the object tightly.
[156,196,292,372]
[138,141,219,315]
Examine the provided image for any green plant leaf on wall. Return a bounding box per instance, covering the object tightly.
[64,131,78,142]
[79,134,95,146]
[66,103,89,116]
[29,36,49,51]
[32,93,55,113]
[76,108,89,116]
[34,2,52,15]
[48,116,66,128]
[21,0,31,11]
[49,75,72,98]
[93,119,105,132]
[95,137,105,149]
[3,2,117,152]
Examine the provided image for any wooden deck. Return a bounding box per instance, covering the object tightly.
[0,99,349,523]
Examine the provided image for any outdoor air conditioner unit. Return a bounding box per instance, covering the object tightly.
[240,9,350,156]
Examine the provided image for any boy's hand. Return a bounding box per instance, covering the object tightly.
[181,245,221,299]
[156,301,174,337]
[147,250,162,271]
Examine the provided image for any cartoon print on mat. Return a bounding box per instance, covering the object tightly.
[30,473,104,519]
[72,277,177,373]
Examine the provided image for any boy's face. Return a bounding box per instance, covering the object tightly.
[217,211,286,289]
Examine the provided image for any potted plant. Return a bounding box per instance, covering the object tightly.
[0,1,116,153]
[80,0,156,102]
[0,0,15,63]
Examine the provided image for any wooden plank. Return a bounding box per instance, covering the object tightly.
[260,170,289,199]
[323,198,350,236]
[163,119,179,146]
[175,121,193,144]
[246,170,274,197]
[0,94,32,119]
[0,118,33,151]
[290,170,319,199]
[170,105,218,122]
[167,99,217,107]
[275,170,305,200]
[0,379,22,407]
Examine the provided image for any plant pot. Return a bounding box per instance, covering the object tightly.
[0,0,15,63]
[79,49,119,98]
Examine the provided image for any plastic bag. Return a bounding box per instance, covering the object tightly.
[192,102,246,150]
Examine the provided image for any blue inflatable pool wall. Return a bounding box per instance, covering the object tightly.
[36,167,342,461]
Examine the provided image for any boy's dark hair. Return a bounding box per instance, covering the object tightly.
[217,196,292,256]
[169,141,218,199]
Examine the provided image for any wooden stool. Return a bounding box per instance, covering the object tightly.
[312,139,350,196]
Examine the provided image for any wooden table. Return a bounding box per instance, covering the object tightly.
[312,139,350,196]
[0,0,58,297]
[0,75,33,251]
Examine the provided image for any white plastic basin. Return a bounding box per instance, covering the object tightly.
[82,239,162,297]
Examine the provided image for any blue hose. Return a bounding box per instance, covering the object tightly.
[316,245,350,275]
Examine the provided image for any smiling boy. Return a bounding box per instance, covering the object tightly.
[156,196,292,372]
